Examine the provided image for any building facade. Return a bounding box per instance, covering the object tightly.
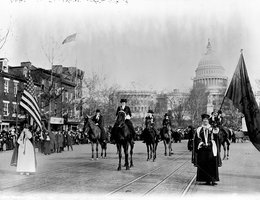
[0,58,84,132]
[193,40,228,114]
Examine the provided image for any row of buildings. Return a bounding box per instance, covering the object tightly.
[0,58,84,132]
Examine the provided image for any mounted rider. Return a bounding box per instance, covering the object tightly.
[209,110,223,128]
[162,113,172,128]
[110,99,136,143]
[209,109,231,146]
[142,110,158,142]
[91,109,107,142]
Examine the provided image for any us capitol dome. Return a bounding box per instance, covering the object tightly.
[193,39,228,114]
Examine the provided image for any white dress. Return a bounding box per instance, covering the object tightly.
[16,128,36,173]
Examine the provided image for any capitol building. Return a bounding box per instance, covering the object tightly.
[193,40,228,114]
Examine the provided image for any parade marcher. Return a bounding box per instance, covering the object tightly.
[10,129,19,167]
[111,99,136,143]
[92,109,107,143]
[142,110,158,142]
[16,121,36,175]
[187,125,195,152]
[193,114,220,186]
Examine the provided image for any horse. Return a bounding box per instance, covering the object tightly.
[160,125,173,156]
[112,110,134,170]
[83,116,107,160]
[142,120,159,161]
[213,126,232,160]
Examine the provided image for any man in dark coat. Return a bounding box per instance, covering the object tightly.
[193,113,220,186]
[111,99,136,143]
[92,109,107,142]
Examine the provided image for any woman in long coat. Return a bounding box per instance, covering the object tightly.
[16,122,36,175]
[193,114,220,185]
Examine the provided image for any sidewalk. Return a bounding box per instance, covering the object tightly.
[188,141,260,196]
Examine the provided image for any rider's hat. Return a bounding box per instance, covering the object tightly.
[148,109,154,114]
[120,98,127,103]
[164,113,168,117]
[218,110,222,114]
[96,109,100,113]
[201,113,210,120]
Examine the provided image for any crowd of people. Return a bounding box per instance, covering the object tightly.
[0,129,17,152]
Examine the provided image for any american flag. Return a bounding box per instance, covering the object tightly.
[20,70,42,130]
[62,33,77,44]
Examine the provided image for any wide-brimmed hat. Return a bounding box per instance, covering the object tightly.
[120,99,127,103]
[148,110,154,114]
[201,113,210,120]
[96,109,100,113]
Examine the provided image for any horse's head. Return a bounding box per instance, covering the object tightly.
[116,110,126,127]
[146,119,153,129]
[83,116,91,134]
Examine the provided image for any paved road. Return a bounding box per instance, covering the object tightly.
[1,140,260,199]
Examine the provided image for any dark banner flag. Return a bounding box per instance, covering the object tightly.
[225,51,260,151]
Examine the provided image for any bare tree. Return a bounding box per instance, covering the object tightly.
[40,36,65,130]
[185,84,209,127]
[82,70,119,125]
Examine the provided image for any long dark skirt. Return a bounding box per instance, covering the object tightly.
[196,147,219,182]
[10,143,19,166]
[44,141,51,155]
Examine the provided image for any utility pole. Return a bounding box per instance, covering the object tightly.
[48,47,54,132]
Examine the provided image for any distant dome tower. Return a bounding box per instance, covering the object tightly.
[193,39,228,114]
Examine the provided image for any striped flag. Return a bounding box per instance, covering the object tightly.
[62,33,77,44]
[20,70,42,130]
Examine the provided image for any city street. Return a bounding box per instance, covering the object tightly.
[1,140,260,199]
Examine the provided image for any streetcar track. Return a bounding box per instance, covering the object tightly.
[107,152,190,195]
[143,159,190,195]
[181,174,196,197]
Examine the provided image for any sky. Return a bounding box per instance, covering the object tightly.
[1,0,260,92]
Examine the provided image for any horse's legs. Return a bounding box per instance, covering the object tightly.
[146,144,150,161]
[91,142,94,160]
[164,141,167,156]
[104,143,107,158]
[117,144,122,171]
[96,142,99,160]
[222,144,227,160]
[124,143,130,170]
[101,143,103,158]
[168,141,172,156]
[154,142,158,161]
[227,143,230,160]
[152,143,155,162]
[130,143,134,167]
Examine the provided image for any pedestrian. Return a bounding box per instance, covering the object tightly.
[193,113,220,186]
[67,130,73,151]
[43,131,51,155]
[16,121,36,175]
